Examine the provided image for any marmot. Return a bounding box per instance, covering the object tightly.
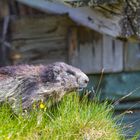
[0,62,89,112]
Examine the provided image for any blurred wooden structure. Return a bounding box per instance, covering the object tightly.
[1,0,140,137]
[11,17,124,74]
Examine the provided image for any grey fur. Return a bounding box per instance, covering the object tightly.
[0,62,89,111]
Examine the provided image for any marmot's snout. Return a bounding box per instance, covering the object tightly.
[77,72,89,89]
[53,62,89,90]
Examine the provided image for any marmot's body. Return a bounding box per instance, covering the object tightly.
[0,62,89,111]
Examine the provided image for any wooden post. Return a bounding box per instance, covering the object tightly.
[68,27,103,74]
[0,0,10,66]
[68,27,78,64]
[0,0,9,18]
[102,35,123,72]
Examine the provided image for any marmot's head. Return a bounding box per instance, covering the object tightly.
[40,62,89,94]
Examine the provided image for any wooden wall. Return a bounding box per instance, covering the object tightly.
[0,1,140,75]
[10,15,125,74]
[10,15,140,75]
[1,0,140,75]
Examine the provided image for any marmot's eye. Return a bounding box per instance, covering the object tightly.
[66,70,75,76]
[41,70,55,82]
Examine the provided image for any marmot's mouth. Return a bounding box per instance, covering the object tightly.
[78,86,87,91]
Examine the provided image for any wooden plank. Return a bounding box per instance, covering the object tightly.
[68,27,78,65]
[68,27,102,74]
[0,0,9,18]
[102,35,123,72]
[18,3,32,16]
[11,38,67,65]
[124,42,140,71]
[69,28,123,74]
[10,16,72,65]
[12,48,67,65]
[17,3,45,16]
[11,16,74,40]
[12,38,66,52]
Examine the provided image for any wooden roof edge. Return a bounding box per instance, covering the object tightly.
[16,0,140,42]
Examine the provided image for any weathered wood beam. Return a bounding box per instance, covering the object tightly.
[16,0,69,14]
[15,0,140,41]
[60,0,140,41]
[16,0,122,38]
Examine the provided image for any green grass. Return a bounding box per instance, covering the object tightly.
[0,93,125,140]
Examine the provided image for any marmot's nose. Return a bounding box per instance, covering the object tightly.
[83,75,89,85]
[77,73,89,88]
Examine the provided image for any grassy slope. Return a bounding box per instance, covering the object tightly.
[0,93,125,140]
